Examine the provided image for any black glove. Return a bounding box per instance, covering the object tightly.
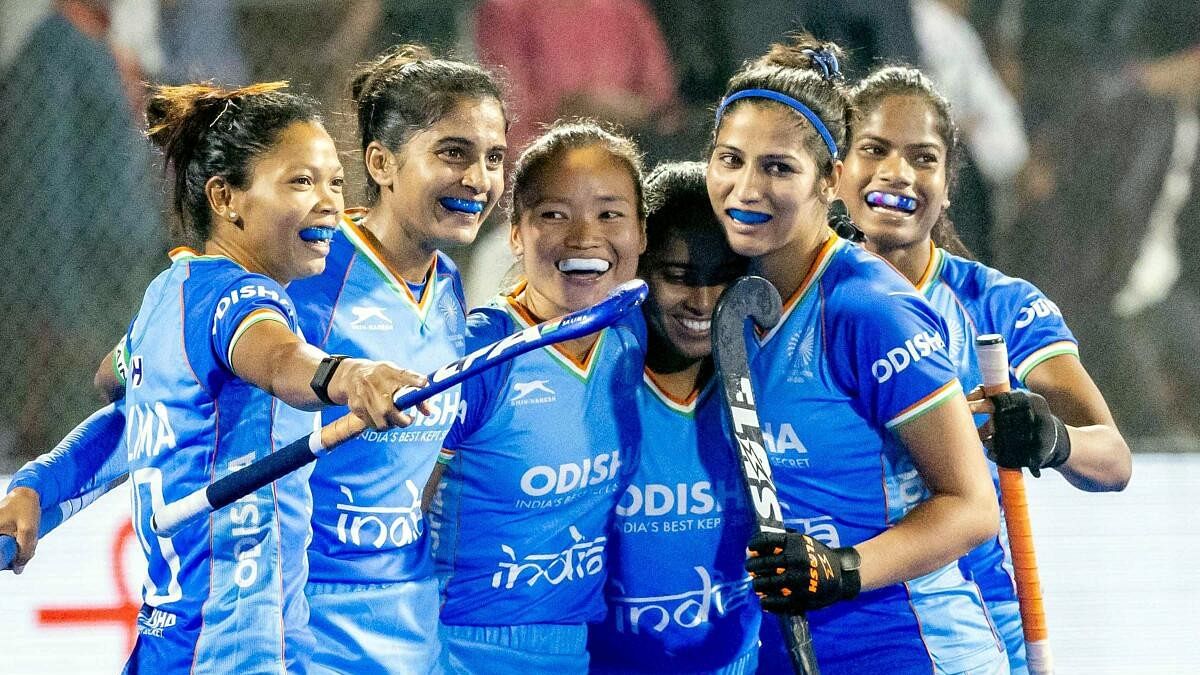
[988,389,1071,477]
[745,531,861,614]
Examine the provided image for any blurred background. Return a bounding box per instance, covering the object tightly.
[0,0,1197,466]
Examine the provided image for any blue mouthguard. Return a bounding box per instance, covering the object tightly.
[440,197,486,214]
[727,208,772,225]
[299,226,336,242]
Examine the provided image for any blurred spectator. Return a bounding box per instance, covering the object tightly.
[306,0,471,109]
[0,0,163,470]
[110,0,163,79]
[911,0,1028,261]
[1012,0,1200,437]
[472,0,682,155]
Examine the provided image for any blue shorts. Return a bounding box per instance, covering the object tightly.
[590,644,757,674]
[307,578,440,675]
[437,622,589,675]
[123,604,313,674]
[986,598,1027,675]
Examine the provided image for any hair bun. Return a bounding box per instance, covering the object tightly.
[351,43,434,104]
[802,48,841,81]
[761,33,846,81]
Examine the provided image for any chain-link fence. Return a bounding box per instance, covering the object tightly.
[1,0,1197,471]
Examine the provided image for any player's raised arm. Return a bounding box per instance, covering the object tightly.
[990,354,1132,491]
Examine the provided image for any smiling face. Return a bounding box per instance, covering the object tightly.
[840,95,950,254]
[642,225,745,362]
[706,103,839,259]
[225,120,344,282]
[510,144,646,318]
[369,96,507,250]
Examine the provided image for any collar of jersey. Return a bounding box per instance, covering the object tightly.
[758,232,844,345]
[339,210,439,324]
[168,246,238,265]
[503,280,607,382]
[914,241,945,296]
[642,368,714,417]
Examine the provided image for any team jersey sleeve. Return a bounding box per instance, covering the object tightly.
[208,274,299,374]
[7,402,128,509]
[984,275,1078,384]
[439,308,512,459]
[111,333,130,386]
[827,284,962,430]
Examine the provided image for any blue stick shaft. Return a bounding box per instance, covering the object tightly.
[152,279,648,537]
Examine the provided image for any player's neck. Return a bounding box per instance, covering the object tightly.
[645,330,708,396]
[360,208,436,282]
[752,225,831,302]
[204,238,289,284]
[878,239,933,287]
[512,287,600,361]
[647,356,708,400]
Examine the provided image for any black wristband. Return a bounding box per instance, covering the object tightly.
[1043,414,1072,470]
[834,546,862,600]
[310,355,348,406]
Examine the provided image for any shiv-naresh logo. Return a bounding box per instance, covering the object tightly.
[350,305,393,330]
[510,379,556,404]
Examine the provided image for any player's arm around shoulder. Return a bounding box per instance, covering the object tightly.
[856,394,999,592]
[1022,355,1132,491]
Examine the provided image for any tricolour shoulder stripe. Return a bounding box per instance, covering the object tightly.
[226,308,291,367]
[1014,340,1079,383]
[338,214,438,322]
[503,283,605,381]
[915,243,945,295]
[886,379,963,430]
[760,233,844,344]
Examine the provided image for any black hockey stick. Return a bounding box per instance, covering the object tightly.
[712,275,819,675]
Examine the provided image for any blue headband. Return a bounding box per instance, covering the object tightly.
[714,88,839,159]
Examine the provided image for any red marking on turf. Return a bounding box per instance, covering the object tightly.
[36,521,140,651]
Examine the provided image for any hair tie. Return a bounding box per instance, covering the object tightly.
[715,88,839,159]
[803,48,841,81]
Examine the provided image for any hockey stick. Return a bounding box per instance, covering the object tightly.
[977,334,1054,675]
[712,275,818,675]
[152,279,649,537]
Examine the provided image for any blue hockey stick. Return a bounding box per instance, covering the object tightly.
[151,279,648,537]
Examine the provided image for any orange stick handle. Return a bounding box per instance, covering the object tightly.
[976,334,1054,674]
